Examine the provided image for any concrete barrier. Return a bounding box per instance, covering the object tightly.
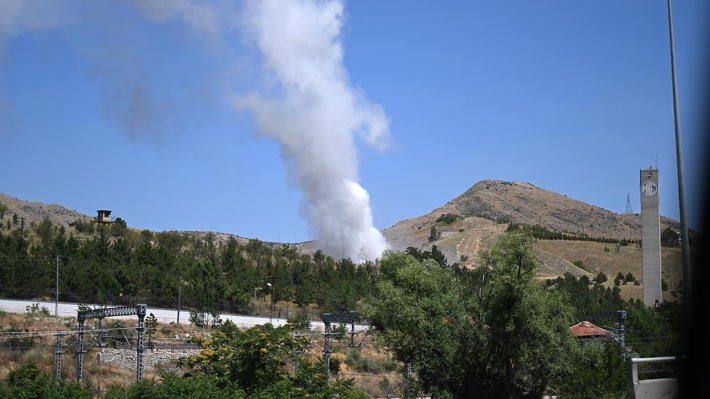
[628,357,678,399]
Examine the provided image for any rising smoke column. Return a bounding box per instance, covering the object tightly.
[0,0,389,260]
[233,0,390,261]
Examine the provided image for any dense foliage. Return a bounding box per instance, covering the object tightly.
[0,217,685,398]
[362,232,681,398]
[0,362,93,399]
[0,218,374,316]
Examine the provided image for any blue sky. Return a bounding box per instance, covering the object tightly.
[1,1,707,245]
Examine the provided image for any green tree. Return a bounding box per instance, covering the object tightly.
[595,271,608,284]
[219,237,254,308]
[484,232,578,398]
[110,217,128,237]
[361,251,473,397]
[428,226,438,242]
[556,341,627,398]
[292,259,316,308]
[660,227,678,247]
[104,372,247,399]
[430,244,447,267]
[364,232,580,399]
[34,217,54,245]
[0,202,8,219]
[3,362,93,399]
[145,312,158,344]
[182,321,367,398]
[188,258,217,327]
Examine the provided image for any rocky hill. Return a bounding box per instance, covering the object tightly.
[382,180,691,252]
[0,193,93,228]
[440,180,688,240]
[381,180,699,302]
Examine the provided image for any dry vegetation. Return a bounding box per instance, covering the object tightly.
[0,310,405,398]
[0,311,194,393]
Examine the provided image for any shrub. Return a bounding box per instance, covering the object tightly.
[660,227,679,247]
[435,213,460,225]
[595,272,607,284]
[329,357,341,375]
[4,362,93,398]
[345,349,398,374]
[25,303,50,317]
[332,323,347,341]
[287,308,312,331]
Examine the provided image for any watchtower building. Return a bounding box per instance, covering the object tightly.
[640,167,662,307]
[96,210,113,225]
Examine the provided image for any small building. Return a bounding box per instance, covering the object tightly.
[96,210,113,225]
[570,321,612,342]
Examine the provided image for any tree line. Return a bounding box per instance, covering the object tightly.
[0,217,374,318]
[0,215,686,398]
[506,222,641,245]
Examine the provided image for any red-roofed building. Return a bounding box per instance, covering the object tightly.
[570,321,612,340]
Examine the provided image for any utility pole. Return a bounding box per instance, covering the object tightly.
[666,0,692,315]
[268,277,275,323]
[294,331,303,375]
[323,318,332,377]
[54,332,66,387]
[177,276,182,324]
[55,255,59,317]
[253,286,261,316]
[618,310,627,359]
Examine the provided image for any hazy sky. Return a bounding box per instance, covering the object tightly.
[1,0,707,247]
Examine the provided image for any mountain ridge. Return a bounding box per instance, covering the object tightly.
[1,180,693,246]
[1,180,697,302]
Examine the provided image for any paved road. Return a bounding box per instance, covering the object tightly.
[0,299,367,332]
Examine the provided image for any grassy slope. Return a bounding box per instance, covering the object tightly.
[535,240,694,303]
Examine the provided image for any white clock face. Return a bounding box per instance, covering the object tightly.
[641,180,658,197]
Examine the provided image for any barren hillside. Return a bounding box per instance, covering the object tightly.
[436,180,687,241]
[380,180,698,301]
[0,193,93,227]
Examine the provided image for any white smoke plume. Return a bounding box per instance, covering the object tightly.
[0,0,390,260]
[232,0,390,262]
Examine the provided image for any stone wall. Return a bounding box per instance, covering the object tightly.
[98,348,202,370]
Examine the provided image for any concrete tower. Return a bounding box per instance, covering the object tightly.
[640,167,662,307]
